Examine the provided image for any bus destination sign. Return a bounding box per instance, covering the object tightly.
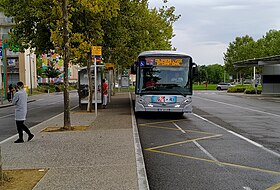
[145,58,183,66]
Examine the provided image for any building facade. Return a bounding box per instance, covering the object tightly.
[1,12,37,92]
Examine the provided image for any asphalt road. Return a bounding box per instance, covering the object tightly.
[0,91,79,142]
[136,91,280,190]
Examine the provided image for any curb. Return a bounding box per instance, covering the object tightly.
[129,92,150,190]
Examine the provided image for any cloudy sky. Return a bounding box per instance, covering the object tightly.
[148,0,280,65]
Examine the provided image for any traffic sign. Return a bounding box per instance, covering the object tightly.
[105,63,114,70]
[92,46,102,56]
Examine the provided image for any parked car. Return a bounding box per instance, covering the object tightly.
[216,83,232,90]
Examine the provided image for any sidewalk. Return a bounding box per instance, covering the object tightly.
[0,92,149,190]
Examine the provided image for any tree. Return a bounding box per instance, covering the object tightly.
[206,64,224,84]
[223,35,256,81]
[68,0,119,112]
[102,0,180,73]
[257,30,280,57]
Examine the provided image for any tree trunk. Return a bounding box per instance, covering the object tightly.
[87,53,93,112]
[62,0,71,129]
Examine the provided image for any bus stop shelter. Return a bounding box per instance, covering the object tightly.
[234,55,280,95]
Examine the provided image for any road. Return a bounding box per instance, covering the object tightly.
[0,92,79,142]
[136,91,280,190]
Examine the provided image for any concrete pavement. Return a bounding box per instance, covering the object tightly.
[0,92,149,190]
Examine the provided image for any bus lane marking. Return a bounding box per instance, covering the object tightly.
[139,119,189,126]
[193,113,280,158]
[140,124,216,135]
[173,122,223,167]
[194,96,280,118]
[145,134,222,151]
[147,149,280,175]
[266,181,280,190]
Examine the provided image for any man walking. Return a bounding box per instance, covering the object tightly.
[12,81,34,143]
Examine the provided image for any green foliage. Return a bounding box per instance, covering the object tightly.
[244,85,262,94]
[102,0,180,71]
[195,64,226,84]
[227,85,247,93]
[224,35,256,77]
[192,84,216,90]
[224,30,280,82]
[227,84,262,94]
[0,0,179,71]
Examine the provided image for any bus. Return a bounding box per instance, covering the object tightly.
[131,50,197,114]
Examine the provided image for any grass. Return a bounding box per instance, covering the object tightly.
[192,84,217,90]
[1,169,47,190]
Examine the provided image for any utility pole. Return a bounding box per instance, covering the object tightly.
[1,36,8,99]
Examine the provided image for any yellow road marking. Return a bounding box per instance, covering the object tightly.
[266,181,280,190]
[140,124,216,135]
[145,134,222,150]
[148,149,280,175]
[139,119,188,126]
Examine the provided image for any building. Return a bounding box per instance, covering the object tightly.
[0,12,37,92]
[234,55,280,95]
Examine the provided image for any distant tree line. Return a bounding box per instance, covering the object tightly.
[194,64,226,84]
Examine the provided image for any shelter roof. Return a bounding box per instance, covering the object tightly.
[234,55,280,67]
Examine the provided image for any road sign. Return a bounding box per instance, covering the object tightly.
[92,46,102,56]
[105,63,114,70]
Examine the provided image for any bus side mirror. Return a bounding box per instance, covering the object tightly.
[192,63,198,77]
[131,62,137,74]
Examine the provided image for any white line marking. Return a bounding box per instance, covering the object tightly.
[193,113,280,158]
[172,122,223,167]
[243,187,252,190]
[227,130,263,148]
[0,113,14,119]
[0,105,79,145]
[172,122,186,133]
[193,140,223,167]
[194,96,280,118]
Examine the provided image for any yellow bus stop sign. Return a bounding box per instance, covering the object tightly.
[92,46,102,56]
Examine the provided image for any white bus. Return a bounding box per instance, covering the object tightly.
[132,50,197,115]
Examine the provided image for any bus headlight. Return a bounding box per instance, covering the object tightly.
[175,105,180,108]
[137,97,146,105]
[184,98,191,103]
[148,104,153,107]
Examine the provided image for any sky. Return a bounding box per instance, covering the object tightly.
[148,0,280,65]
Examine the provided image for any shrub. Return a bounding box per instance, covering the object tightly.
[244,85,262,94]
[227,86,246,93]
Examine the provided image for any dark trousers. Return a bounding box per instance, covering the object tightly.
[16,120,32,140]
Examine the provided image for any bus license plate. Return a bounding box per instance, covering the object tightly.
[152,96,177,103]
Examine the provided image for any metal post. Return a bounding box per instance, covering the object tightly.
[2,38,7,99]
[29,54,33,94]
[253,66,256,80]
[94,57,97,117]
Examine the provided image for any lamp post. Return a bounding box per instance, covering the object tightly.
[29,54,33,94]
[1,36,8,99]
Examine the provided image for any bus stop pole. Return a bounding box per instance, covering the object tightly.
[94,58,97,117]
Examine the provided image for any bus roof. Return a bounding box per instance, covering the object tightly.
[138,50,191,57]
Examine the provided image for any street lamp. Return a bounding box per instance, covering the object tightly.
[29,54,33,94]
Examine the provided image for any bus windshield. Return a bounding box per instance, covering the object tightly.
[137,56,192,95]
